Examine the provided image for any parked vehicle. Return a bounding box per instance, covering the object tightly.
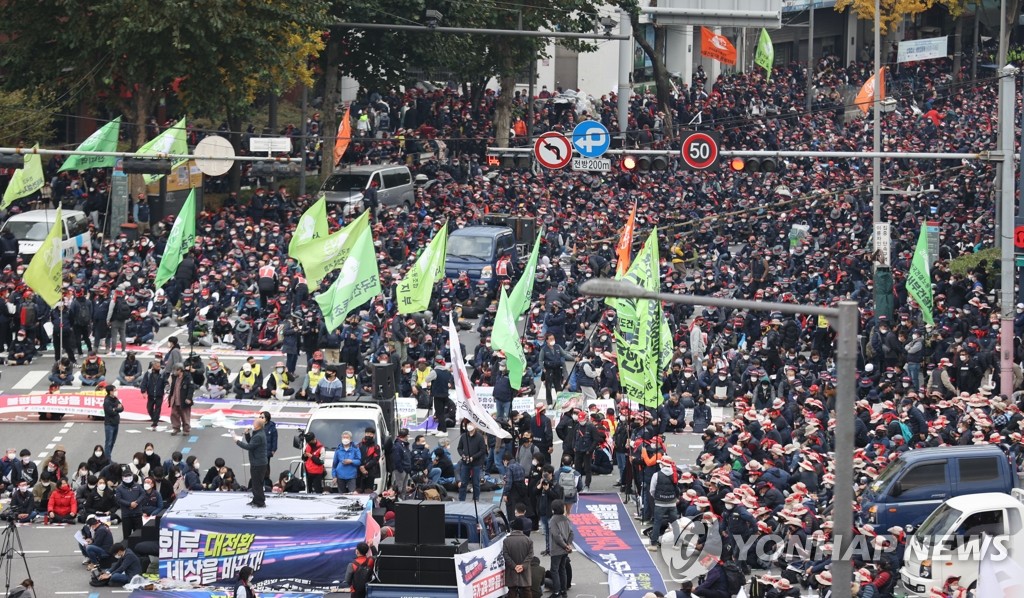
[860,444,1017,531]
[444,225,517,288]
[320,164,414,213]
[900,489,1024,596]
[0,209,91,258]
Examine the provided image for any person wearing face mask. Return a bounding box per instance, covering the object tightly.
[128,452,151,480]
[139,476,163,515]
[904,328,924,389]
[300,432,326,493]
[356,428,381,493]
[704,369,736,408]
[12,449,39,488]
[71,462,92,493]
[46,478,78,524]
[264,361,295,398]
[332,431,361,493]
[102,385,124,455]
[539,334,571,406]
[8,328,36,365]
[0,448,18,495]
[115,467,145,539]
[457,423,487,502]
[232,416,268,508]
[1,481,37,523]
[33,471,56,515]
[314,367,344,404]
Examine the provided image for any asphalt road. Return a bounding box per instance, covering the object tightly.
[0,322,706,597]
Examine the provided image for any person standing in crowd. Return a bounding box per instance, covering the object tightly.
[548,499,574,598]
[539,334,570,405]
[166,364,194,436]
[233,416,268,507]
[356,427,381,493]
[140,361,165,431]
[234,565,256,598]
[102,385,123,457]
[457,423,486,502]
[114,468,144,540]
[302,431,326,493]
[333,431,361,493]
[425,358,454,436]
[503,518,534,598]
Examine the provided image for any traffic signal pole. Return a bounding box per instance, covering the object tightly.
[486,147,993,161]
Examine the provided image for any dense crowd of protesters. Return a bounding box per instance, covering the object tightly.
[0,54,1021,596]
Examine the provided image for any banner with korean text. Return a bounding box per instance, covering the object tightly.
[453,537,506,598]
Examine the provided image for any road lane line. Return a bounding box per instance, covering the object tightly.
[12,370,47,390]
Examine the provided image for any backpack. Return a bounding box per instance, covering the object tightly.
[74,302,90,326]
[113,299,131,321]
[557,469,577,500]
[351,559,373,597]
[722,561,747,596]
[567,368,579,392]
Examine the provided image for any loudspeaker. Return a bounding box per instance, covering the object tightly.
[393,500,421,545]
[483,213,510,227]
[419,568,456,586]
[516,217,536,246]
[418,501,445,545]
[371,363,398,400]
[419,540,469,557]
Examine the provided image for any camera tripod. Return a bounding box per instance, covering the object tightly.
[1,519,33,596]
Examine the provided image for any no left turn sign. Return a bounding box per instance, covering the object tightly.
[534,132,572,169]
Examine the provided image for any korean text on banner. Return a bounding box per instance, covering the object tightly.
[700,27,737,65]
[289,194,330,254]
[754,28,775,79]
[453,538,506,598]
[289,209,368,291]
[1,145,44,209]
[613,229,662,407]
[314,212,381,332]
[897,36,948,63]
[508,227,544,318]
[59,117,122,172]
[397,222,448,314]
[855,68,886,114]
[154,189,197,289]
[491,287,527,389]
[137,117,188,184]
[616,201,637,277]
[906,222,934,325]
[22,205,63,306]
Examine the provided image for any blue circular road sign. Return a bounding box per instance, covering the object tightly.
[571,120,610,158]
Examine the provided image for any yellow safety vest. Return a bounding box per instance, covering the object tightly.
[415,368,430,388]
[307,370,325,390]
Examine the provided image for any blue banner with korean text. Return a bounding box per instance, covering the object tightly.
[568,493,668,597]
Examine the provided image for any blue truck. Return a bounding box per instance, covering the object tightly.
[859,444,1018,531]
[444,225,518,288]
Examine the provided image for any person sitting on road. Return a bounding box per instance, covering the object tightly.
[49,357,75,388]
[80,351,106,386]
[46,478,78,524]
[80,514,113,570]
[117,351,142,387]
[1,480,37,523]
[91,543,141,587]
[234,363,260,400]
[264,361,295,398]
[8,329,36,365]
[203,359,230,399]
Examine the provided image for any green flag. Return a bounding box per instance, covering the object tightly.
[23,206,64,307]
[288,194,329,255]
[397,222,448,314]
[137,117,188,184]
[59,117,122,172]
[613,229,662,407]
[508,228,544,318]
[906,222,934,325]
[154,189,197,289]
[1,146,45,210]
[659,310,673,370]
[492,287,527,389]
[314,215,381,331]
[755,28,774,80]
[289,211,370,290]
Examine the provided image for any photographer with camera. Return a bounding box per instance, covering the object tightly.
[300,431,326,493]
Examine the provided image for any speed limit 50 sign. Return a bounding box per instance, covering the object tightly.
[680,131,721,171]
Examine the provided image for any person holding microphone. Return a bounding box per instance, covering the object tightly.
[232,418,268,508]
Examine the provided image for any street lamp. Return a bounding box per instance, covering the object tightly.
[579,278,858,598]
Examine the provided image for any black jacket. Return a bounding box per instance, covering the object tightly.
[103,394,123,426]
[457,432,487,466]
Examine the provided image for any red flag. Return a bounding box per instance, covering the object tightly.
[333,105,352,167]
[855,68,886,114]
[616,201,637,276]
[700,27,737,66]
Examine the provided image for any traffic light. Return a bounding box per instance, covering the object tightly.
[727,156,778,173]
[122,158,173,175]
[620,155,668,172]
[486,152,531,170]
[0,154,25,168]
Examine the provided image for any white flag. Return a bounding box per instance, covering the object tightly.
[976,534,1024,598]
[447,315,511,439]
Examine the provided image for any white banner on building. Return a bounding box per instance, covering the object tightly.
[897,37,948,63]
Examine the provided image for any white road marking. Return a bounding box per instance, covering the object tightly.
[12,370,48,389]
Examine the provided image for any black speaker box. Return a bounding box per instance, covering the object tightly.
[393,500,421,545]
[419,540,469,557]
[420,568,456,586]
[515,217,536,246]
[418,501,446,545]
[371,363,398,400]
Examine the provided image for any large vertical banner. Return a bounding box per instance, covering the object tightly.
[613,230,662,407]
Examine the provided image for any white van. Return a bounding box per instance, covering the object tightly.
[292,401,394,494]
[320,164,415,214]
[0,209,91,258]
[900,489,1024,596]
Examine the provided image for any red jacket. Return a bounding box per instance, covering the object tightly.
[48,486,77,516]
[304,440,325,475]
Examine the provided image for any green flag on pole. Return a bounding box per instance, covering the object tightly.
[137,117,188,184]
[508,228,544,318]
[659,310,673,370]
[613,229,662,407]
[59,117,122,172]
[397,222,448,314]
[755,28,775,80]
[289,211,370,290]
[314,215,381,332]
[1,146,45,210]
[492,287,527,389]
[906,222,935,325]
[154,189,197,289]
[288,194,329,255]
[23,206,64,307]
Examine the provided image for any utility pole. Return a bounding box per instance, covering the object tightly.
[871,0,889,320]
[999,65,1017,396]
[299,86,308,197]
[806,6,815,112]
[618,11,632,143]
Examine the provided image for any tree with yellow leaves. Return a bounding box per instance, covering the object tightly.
[834,0,969,35]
